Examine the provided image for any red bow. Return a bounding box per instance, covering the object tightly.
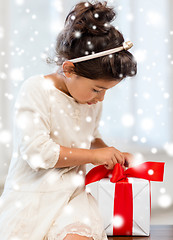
[85,161,165,185]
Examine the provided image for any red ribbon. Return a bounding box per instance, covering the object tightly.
[85,161,165,235]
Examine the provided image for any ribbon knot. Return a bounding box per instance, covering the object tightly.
[110,163,128,183]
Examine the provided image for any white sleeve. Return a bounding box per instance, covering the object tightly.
[14,77,60,172]
[93,102,103,139]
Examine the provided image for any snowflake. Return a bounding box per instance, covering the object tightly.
[10,68,24,82]
[86,116,92,122]
[87,135,94,142]
[53,131,59,136]
[0,130,12,144]
[143,92,150,99]
[163,92,169,99]
[121,114,134,127]
[82,217,91,226]
[140,137,147,143]
[15,0,24,5]
[79,170,83,175]
[163,142,173,156]
[85,186,91,193]
[84,2,89,7]
[104,22,110,28]
[32,14,37,20]
[131,152,145,166]
[21,154,28,161]
[126,13,134,21]
[23,135,30,142]
[4,93,14,100]
[99,120,105,127]
[63,205,74,215]
[134,49,147,63]
[74,125,80,131]
[15,201,23,208]
[12,183,20,190]
[137,108,143,115]
[118,5,123,11]
[151,148,157,154]
[94,13,99,18]
[29,154,45,169]
[52,0,63,13]
[74,31,81,38]
[132,135,138,142]
[141,118,154,131]
[12,152,19,158]
[72,174,84,187]
[113,215,124,228]
[47,172,59,184]
[160,188,166,194]
[80,142,87,148]
[50,20,64,33]
[158,194,172,208]
[0,72,7,79]
[148,169,154,175]
[71,15,76,20]
[146,11,163,27]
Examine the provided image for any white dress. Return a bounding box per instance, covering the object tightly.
[0,75,108,240]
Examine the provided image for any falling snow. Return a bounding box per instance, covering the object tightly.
[113,215,124,228]
[0,0,172,230]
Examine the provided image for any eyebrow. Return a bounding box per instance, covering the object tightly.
[95,85,108,89]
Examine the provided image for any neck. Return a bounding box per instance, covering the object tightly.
[54,70,72,97]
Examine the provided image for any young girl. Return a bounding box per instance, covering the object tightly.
[0,1,137,240]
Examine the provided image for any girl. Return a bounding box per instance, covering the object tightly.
[0,1,137,240]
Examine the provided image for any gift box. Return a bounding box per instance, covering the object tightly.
[85,162,165,236]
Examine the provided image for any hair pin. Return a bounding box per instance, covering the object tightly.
[68,41,133,63]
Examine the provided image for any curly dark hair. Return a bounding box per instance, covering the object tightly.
[47,1,137,81]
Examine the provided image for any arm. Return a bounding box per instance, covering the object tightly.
[54,146,94,168]
[54,138,108,168]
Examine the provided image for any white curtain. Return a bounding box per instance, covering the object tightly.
[0,0,172,223]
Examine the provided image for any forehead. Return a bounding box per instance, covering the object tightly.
[90,78,120,89]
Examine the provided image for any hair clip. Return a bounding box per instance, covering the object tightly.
[69,41,133,63]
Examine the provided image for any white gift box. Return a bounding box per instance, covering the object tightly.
[86,177,150,236]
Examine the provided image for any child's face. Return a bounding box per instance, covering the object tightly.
[65,74,120,105]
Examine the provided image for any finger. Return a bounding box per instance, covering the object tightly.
[111,155,118,168]
[115,153,125,166]
[104,159,114,170]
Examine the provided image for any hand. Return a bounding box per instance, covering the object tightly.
[122,152,135,168]
[91,146,125,170]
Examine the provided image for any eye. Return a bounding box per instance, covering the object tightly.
[92,89,101,93]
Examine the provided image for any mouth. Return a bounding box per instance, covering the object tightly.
[87,102,98,105]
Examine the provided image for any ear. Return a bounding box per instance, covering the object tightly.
[62,61,75,78]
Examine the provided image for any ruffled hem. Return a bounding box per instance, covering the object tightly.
[44,221,108,240]
[45,231,94,240]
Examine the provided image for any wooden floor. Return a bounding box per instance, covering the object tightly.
[107,225,173,240]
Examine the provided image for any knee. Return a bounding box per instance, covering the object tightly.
[63,233,94,240]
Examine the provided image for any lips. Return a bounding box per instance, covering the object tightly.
[87,102,98,105]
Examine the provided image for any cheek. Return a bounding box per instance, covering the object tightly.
[78,91,94,100]
[74,87,95,100]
